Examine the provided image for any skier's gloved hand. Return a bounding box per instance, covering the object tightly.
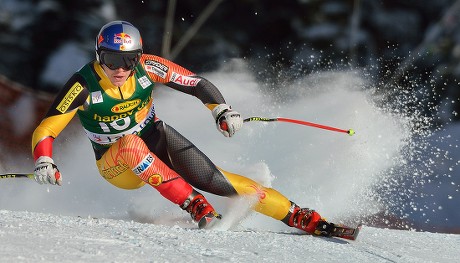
[34,156,62,186]
[212,104,243,137]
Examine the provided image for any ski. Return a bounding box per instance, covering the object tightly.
[329,224,362,240]
[198,211,222,229]
[315,221,362,240]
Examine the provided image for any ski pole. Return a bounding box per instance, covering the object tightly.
[0,173,34,179]
[242,116,355,136]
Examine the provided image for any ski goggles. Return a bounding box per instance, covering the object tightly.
[99,49,142,70]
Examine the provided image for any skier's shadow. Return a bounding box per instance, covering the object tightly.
[242,230,352,244]
[282,231,351,244]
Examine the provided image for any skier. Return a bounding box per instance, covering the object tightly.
[32,21,327,235]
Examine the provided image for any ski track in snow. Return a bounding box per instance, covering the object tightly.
[1,210,459,263]
[1,60,459,262]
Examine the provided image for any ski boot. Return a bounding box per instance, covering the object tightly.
[181,191,221,229]
[283,202,322,234]
[283,202,361,240]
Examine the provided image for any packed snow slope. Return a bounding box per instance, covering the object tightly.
[1,59,459,262]
[0,210,459,263]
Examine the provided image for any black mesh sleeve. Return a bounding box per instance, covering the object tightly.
[44,74,89,117]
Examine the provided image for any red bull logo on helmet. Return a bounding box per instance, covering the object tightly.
[114,33,133,50]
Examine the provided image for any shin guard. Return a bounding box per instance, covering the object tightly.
[219,168,292,220]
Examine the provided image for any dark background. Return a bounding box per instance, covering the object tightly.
[1,0,459,126]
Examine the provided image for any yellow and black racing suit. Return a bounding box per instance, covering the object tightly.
[32,54,296,224]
